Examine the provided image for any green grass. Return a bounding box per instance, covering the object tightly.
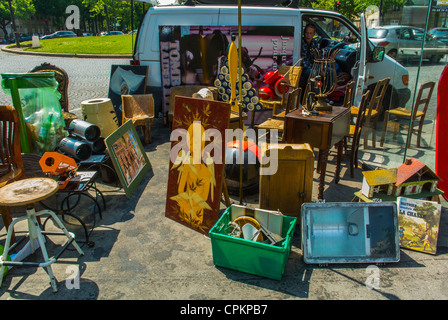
[13,35,136,55]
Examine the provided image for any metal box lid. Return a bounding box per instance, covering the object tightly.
[301,202,400,264]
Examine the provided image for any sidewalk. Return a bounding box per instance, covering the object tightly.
[0,117,447,301]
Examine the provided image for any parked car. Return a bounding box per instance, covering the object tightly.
[428,27,448,45]
[41,31,77,40]
[108,31,124,36]
[368,25,448,63]
[11,34,32,42]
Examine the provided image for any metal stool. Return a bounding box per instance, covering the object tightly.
[0,178,84,292]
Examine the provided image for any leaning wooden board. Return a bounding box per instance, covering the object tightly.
[436,64,448,202]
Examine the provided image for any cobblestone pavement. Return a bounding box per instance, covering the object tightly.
[0,46,127,118]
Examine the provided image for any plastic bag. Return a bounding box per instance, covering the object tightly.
[1,73,67,155]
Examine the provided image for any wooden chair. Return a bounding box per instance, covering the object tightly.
[342,81,355,109]
[380,81,435,148]
[278,65,302,90]
[121,94,155,144]
[345,90,371,178]
[350,77,390,149]
[29,62,77,126]
[0,105,26,243]
[273,87,302,120]
[256,87,301,142]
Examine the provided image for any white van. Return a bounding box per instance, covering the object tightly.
[132,0,410,118]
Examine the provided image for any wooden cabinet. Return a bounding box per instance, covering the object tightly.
[285,107,350,150]
[285,107,350,199]
[259,143,314,221]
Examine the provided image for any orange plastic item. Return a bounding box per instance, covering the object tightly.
[39,152,78,189]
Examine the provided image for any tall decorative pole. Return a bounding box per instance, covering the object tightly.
[228,0,244,204]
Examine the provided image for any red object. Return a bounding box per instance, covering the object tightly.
[436,64,448,201]
[226,140,261,161]
[377,41,390,47]
[274,78,289,96]
[259,86,275,99]
[264,70,281,85]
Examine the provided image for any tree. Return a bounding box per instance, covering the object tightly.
[310,0,406,23]
[414,202,440,236]
[82,0,150,33]
[0,0,35,40]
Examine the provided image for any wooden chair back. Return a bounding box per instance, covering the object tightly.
[342,81,355,108]
[30,63,70,113]
[349,90,371,177]
[366,77,390,117]
[279,65,303,89]
[0,105,25,188]
[285,87,302,115]
[122,94,155,122]
[412,81,435,120]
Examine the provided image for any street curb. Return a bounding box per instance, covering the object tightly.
[1,46,132,59]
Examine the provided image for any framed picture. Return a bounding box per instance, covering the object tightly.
[165,96,230,235]
[105,120,152,199]
[108,65,149,125]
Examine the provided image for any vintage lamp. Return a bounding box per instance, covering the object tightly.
[306,48,339,112]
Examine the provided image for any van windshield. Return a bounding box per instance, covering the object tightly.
[307,15,358,44]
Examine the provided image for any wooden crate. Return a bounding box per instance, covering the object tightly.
[259,143,314,221]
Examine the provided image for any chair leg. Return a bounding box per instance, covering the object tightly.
[143,125,151,144]
[363,116,372,149]
[416,118,424,148]
[380,111,389,147]
[0,215,26,288]
[350,153,355,178]
[0,206,15,244]
[371,118,378,148]
[36,209,84,256]
[407,118,416,148]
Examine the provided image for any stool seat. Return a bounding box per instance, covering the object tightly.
[0,178,58,207]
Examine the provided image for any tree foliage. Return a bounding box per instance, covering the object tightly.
[0,0,35,38]
[309,0,406,22]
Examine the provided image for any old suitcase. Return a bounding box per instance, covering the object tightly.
[301,202,400,264]
[259,143,314,221]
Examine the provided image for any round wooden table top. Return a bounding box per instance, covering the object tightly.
[0,178,59,207]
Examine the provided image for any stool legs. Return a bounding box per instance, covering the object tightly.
[0,207,84,293]
[37,209,84,256]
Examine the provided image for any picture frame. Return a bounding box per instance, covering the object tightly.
[108,65,149,125]
[105,120,152,199]
[165,96,230,235]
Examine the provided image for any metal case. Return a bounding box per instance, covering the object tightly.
[301,202,400,264]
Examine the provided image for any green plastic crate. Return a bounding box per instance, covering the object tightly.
[209,206,296,280]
